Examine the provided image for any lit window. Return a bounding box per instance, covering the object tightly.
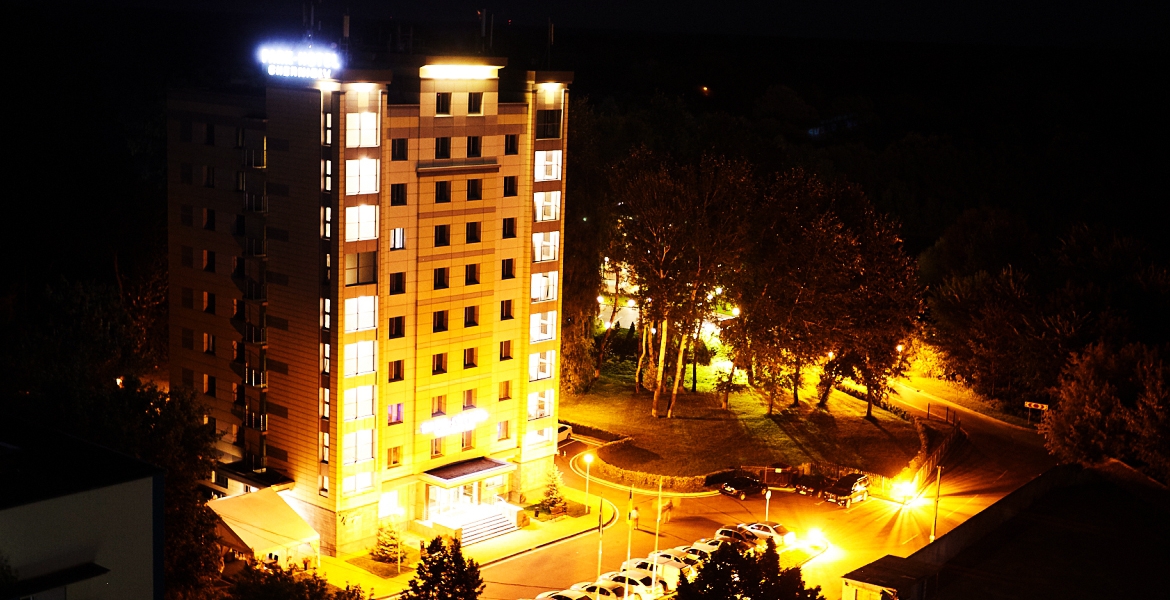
[533,232,560,262]
[345,158,380,195]
[344,385,376,420]
[388,403,404,425]
[321,298,332,330]
[530,310,558,342]
[499,380,512,400]
[531,272,559,302]
[431,437,444,457]
[389,227,405,250]
[528,389,553,420]
[321,432,330,462]
[387,446,402,467]
[345,205,378,241]
[344,341,376,376]
[534,191,561,221]
[322,207,332,239]
[529,351,555,381]
[497,420,511,441]
[462,430,475,450]
[432,395,447,416]
[357,472,373,491]
[534,151,563,181]
[526,427,553,446]
[463,389,477,409]
[345,296,378,332]
[343,429,374,464]
[346,110,379,148]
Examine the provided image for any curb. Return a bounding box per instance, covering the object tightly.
[568,453,721,498]
[479,496,621,568]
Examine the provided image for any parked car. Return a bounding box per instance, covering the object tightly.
[536,590,592,600]
[741,521,796,545]
[792,473,830,497]
[714,525,766,550]
[621,555,692,590]
[649,548,702,570]
[823,473,870,508]
[599,570,666,600]
[570,580,638,600]
[557,423,573,443]
[719,475,766,500]
[692,536,754,556]
[674,544,712,564]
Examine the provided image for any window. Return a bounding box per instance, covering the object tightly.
[500,380,513,400]
[344,341,376,376]
[388,272,406,294]
[237,170,247,191]
[203,250,216,272]
[324,113,333,145]
[321,298,332,330]
[465,264,480,285]
[432,353,448,375]
[203,208,216,230]
[533,232,560,262]
[389,227,405,250]
[468,92,483,114]
[387,316,405,338]
[534,191,561,221]
[436,93,452,115]
[529,351,555,381]
[462,223,482,245]
[343,429,375,464]
[345,158,380,195]
[344,385,376,420]
[205,123,216,145]
[345,205,378,241]
[343,473,373,493]
[345,251,377,285]
[203,165,215,188]
[435,181,451,203]
[322,207,333,239]
[234,215,246,236]
[463,389,477,409]
[435,137,451,160]
[321,388,331,419]
[503,176,517,197]
[462,430,475,451]
[323,160,331,192]
[464,306,479,327]
[180,120,192,142]
[532,272,559,302]
[391,138,408,161]
[466,136,482,158]
[463,348,478,369]
[388,360,405,382]
[203,291,216,314]
[497,420,511,441]
[181,328,194,349]
[502,258,515,279]
[203,333,216,354]
[502,218,517,239]
[180,204,193,226]
[431,437,444,457]
[181,287,194,309]
[434,225,450,247]
[504,134,519,155]
[536,109,563,139]
[432,395,447,416]
[531,310,558,342]
[181,246,193,268]
[500,340,513,360]
[434,268,449,290]
[390,183,407,206]
[526,427,553,446]
[433,310,449,332]
[500,299,514,320]
[388,402,404,425]
[528,389,553,420]
[387,446,402,467]
[345,296,377,332]
[346,111,379,148]
[322,343,331,373]
[233,256,245,278]
[467,179,483,200]
[534,151,563,181]
[204,374,216,396]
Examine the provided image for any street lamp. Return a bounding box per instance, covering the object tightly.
[765,488,772,521]
[731,307,740,316]
[583,453,594,514]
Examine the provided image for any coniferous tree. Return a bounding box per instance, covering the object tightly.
[371,525,406,563]
[401,537,484,600]
[541,466,566,512]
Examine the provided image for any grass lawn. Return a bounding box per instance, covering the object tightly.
[899,375,1032,428]
[561,361,920,478]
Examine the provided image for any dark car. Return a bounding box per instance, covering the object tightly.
[720,476,766,500]
[823,473,870,508]
[792,473,830,497]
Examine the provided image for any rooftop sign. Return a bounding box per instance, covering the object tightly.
[258,45,341,79]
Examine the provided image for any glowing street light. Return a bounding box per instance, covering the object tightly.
[828,351,835,360]
[893,479,915,504]
[765,488,772,521]
[597,296,605,304]
[715,287,723,295]
[896,344,905,353]
[583,453,595,514]
[627,299,636,308]
[731,307,740,317]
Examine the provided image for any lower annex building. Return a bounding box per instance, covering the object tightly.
[168,49,571,555]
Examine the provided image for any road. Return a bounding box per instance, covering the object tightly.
[482,382,1053,600]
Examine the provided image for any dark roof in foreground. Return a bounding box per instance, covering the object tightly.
[0,419,161,511]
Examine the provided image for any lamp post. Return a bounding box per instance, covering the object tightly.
[583,453,594,514]
[765,488,772,521]
[930,465,942,542]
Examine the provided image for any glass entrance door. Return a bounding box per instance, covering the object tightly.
[427,483,479,519]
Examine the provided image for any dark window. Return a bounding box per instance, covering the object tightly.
[501,258,515,279]
[181,246,193,268]
[465,264,480,285]
[435,137,451,159]
[436,93,451,115]
[500,340,513,360]
[181,327,194,349]
[345,251,377,285]
[203,251,216,272]
[466,222,481,243]
[500,299,514,320]
[435,225,450,247]
[468,92,483,114]
[536,109,562,139]
[388,316,405,338]
[203,166,215,188]
[181,287,194,309]
[500,380,512,399]
[203,209,215,230]
[502,218,517,239]
[432,353,448,374]
[467,179,482,201]
[387,446,402,465]
[435,181,451,203]
[388,362,404,383]
[503,176,517,197]
[205,123,216,145]
[180,204,193,226]
[180,163,193,184]
[180,120,192,142]
[434,267,449,290]
[234,215,246,236]
[466,136,481,158]
[464,306,479,327]
[463,348,477,368]
[504,134,519,155]
[391,138,408,161]
[433,310,448,332]
[391,183,407,206]
[388,272,406,294]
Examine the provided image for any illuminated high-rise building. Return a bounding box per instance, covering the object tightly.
[168,51,570,555]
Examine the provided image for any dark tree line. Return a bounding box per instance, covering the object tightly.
[678,540,823,600]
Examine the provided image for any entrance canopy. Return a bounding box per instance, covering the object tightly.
[209,488,319,564]
[421,457,515,488]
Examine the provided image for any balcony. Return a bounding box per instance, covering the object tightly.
[244,193,268,214]
[243,149,266,169]
[245,324,267,345]
[245,368,267,388]
[244,281,267,302]
[244,411,268,432]
[245,237,267,257]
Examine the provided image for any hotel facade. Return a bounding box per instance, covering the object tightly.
[168,53,571,555]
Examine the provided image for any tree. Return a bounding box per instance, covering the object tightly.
[371,525,406,564]
[401,537,485,600]
[228,562,369,600]
[676,539,824,600]
[541,466,566,512]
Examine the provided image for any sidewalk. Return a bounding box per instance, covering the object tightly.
[317,486,617,598]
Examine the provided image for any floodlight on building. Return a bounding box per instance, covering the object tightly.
[419,64,500,80]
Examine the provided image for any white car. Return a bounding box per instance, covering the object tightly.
[557,423,573,443]
[570,580,639,600]
[536,591,592,600]
[741,521,796,546]
[620,556,691,590]
[599,569,665,600]
[649,548,702,570]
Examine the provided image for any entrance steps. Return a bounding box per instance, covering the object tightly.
[460,512,517,546]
